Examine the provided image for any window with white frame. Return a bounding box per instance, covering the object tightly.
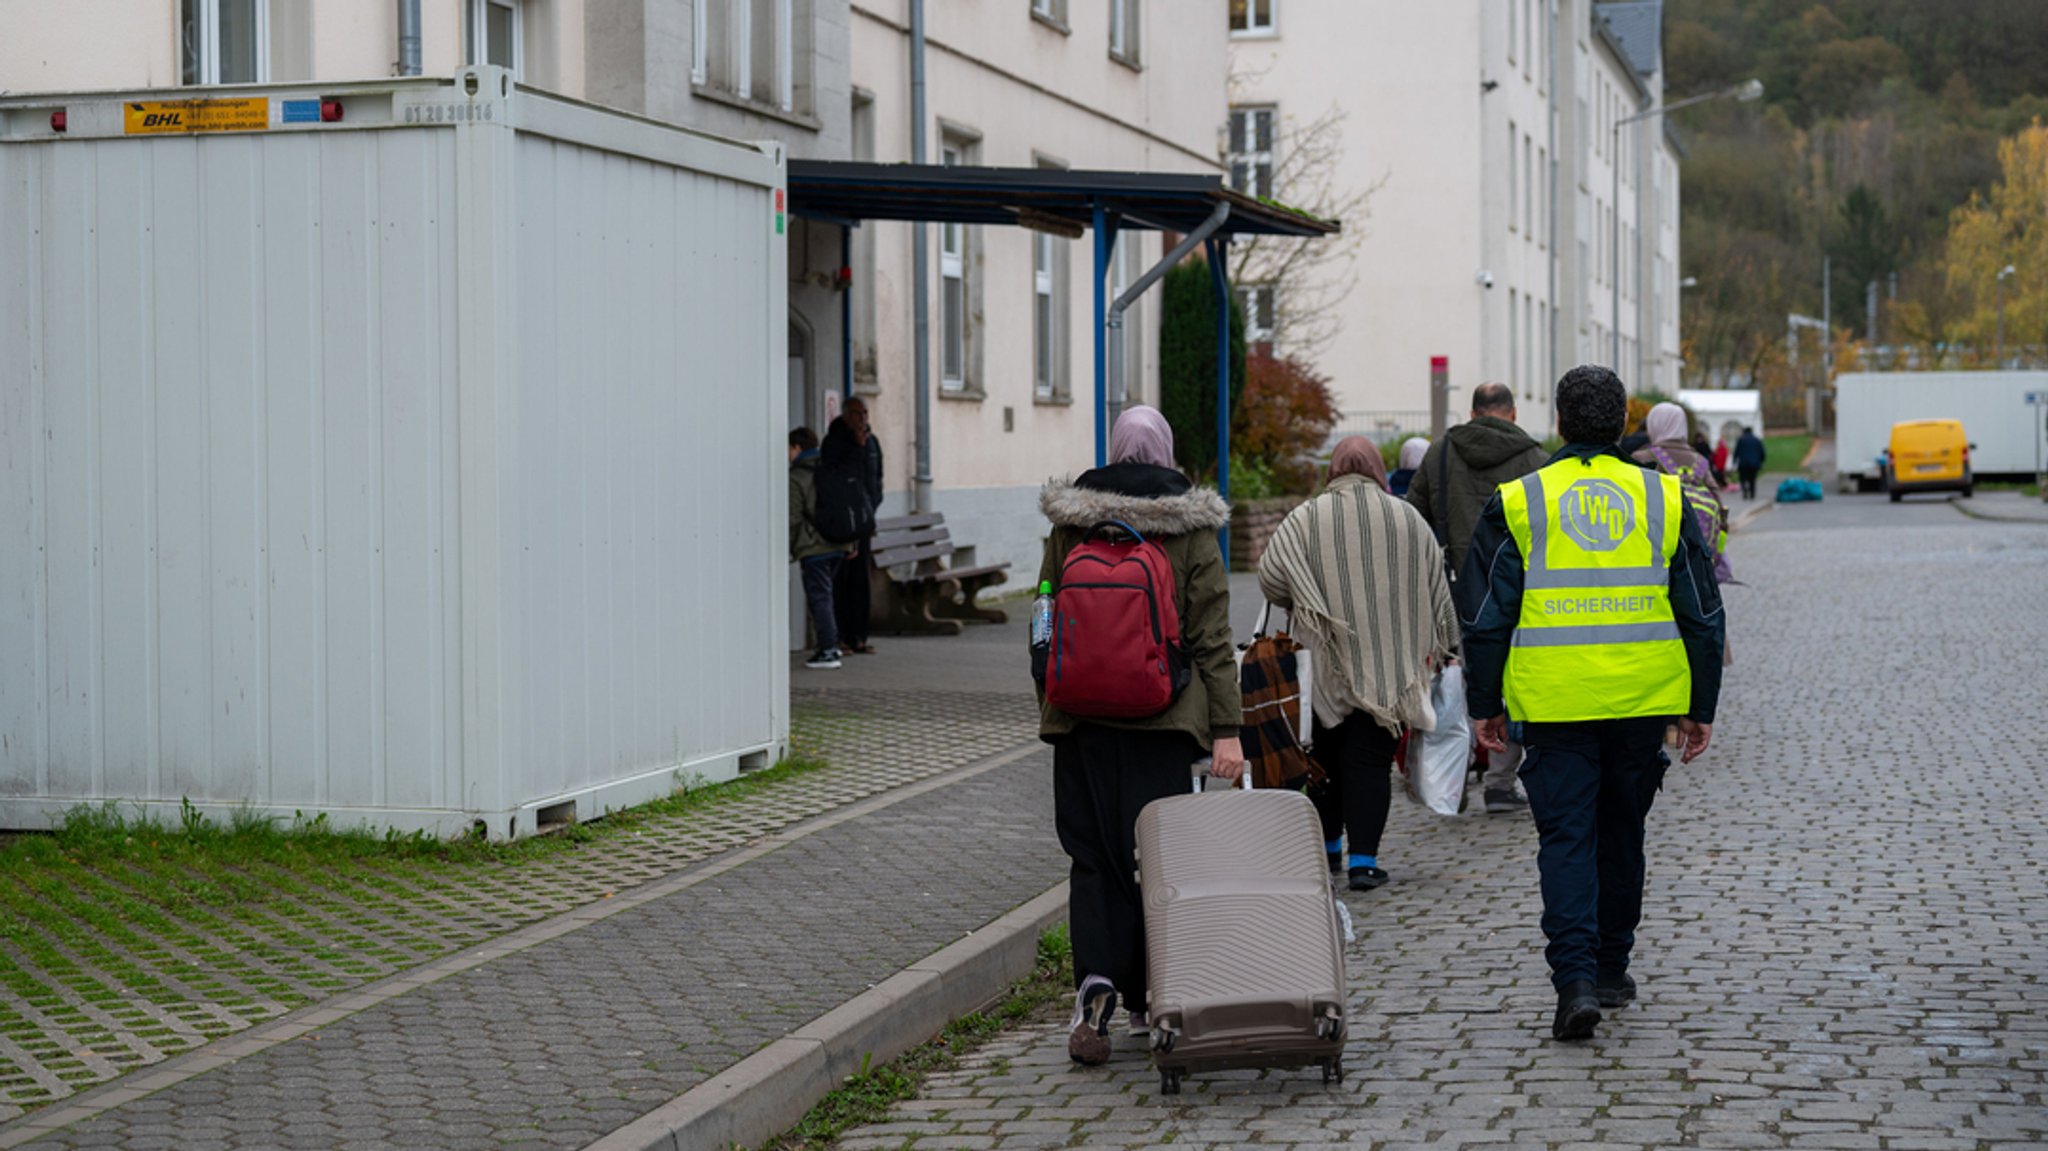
[1228,107,1276,200]
[1238,284,1276,349]
[1525,294,1536,400]
[1034,231,1058,399]
[1032,155,1071,401]
[1507,120,1518,232]
[939,135,976,393]
[181,0,268,85]
[1508,0,1516,67]
[1524,133,1533,236]
[1229,0,1274,36]
[1031,0,1068,26]
[468,0,522,77]
[1509,289,1521,393]
[1109,0,1141,65]
[696,0,811,116]
[1537,146,1548,249]
[1523,0,1533,77]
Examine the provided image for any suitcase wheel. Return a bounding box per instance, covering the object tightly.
[1322,1057,1344,1085]
[1151,1029,1175,1054]
[1160,1068,1183,1095]
[1316,1016,1345,1043]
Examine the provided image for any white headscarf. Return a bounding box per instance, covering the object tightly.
[1645,402,1690,446]
[1397,437,1430,471]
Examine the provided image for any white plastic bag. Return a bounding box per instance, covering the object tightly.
[1404,664,1470,816]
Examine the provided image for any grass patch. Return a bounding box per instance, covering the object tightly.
[2,749,829,889]
[1974,480,2042,496]
[1763,434,1814,473]
[746,924,1075,1151]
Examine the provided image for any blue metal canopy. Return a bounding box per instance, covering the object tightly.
[787,160,1340,552]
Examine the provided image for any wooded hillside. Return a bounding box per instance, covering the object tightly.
[1668,0,2048,416]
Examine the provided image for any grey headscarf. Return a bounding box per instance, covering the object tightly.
[1645,402,1690,446]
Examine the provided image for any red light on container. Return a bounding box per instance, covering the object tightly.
[836,265,853,285]
[50,111,67,132]
[320,100,344,123]
[1431,355,1450,371]
[775,189,785,212]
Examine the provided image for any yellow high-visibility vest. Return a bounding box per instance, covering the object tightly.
[1498,453,1690,722]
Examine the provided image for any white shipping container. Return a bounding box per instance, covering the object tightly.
[0,70,790,838]
[1834,371,2048,486]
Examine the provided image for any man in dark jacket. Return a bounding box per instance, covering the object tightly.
[789,427,845,670]
[1733,426,1767,500]
[1407,382,1549,813]
[831,397,885,654]
[1459,365,1725,1042]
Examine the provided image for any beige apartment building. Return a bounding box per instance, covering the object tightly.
[1226,0,1682,440]
[4,0,1224,587]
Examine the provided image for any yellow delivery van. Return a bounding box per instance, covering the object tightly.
[1885,419,1973,502]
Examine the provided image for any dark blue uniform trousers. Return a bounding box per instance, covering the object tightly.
[1519,717,1670,991]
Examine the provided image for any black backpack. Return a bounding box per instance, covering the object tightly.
[813,452,874,543]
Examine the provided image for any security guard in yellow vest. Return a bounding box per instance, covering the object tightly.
[1458,366,1725,1042]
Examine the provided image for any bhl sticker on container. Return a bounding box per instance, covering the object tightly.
[124,98,269,135]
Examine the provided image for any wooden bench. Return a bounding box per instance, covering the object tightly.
[867,513,1012,635]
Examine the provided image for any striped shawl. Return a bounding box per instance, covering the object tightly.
[1255,474,1459,734]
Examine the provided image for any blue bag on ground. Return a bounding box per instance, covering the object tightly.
[1775,477,1824,503]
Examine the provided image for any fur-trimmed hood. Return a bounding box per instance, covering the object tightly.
[1040,477,1231,537]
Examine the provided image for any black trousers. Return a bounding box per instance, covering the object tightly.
[1052,725,1199,1010]
[1518,717,1669,991]
[834,536,873,646]
[1738,466,1760,499]
[1309,710,1398,861]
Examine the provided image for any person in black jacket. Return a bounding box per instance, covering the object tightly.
[1458,365,1725,1042]
[829,397,885,653]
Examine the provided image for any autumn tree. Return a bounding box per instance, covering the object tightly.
[1943,121,2048,361]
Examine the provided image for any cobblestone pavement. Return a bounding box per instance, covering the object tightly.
[831,496,2048,1150]
[0,685,1045,1131]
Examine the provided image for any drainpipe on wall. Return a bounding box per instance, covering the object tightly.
[1547,0,1559,406]
[909,0,933,513]
[397,0,422,76]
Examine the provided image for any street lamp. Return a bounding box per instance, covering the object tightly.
[1996,264,2017,367]
[1612,79,1763,383]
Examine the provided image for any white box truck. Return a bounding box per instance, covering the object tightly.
[0,70,790,838]
[1833,371,2048,491]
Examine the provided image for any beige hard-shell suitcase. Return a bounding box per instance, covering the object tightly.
[1134,785,1347,1095]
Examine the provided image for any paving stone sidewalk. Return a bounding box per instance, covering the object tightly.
[829,498,2048,1150]
[0,680,1065,1147]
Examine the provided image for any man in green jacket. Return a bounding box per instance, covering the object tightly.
[789,427,845,670]
[1407,382,1549,814]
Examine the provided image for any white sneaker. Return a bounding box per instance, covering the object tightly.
[804,648,843,670]
[1067,978,1117,1066]
[1126,1009,1150,1037]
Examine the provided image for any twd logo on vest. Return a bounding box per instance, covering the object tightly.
[1558,478,1636,552]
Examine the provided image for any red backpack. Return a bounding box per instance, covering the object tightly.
[1043,522,1190,719]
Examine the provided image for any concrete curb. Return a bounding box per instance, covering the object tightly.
[1946,495,2048,525]
[1729,500,1776,533]
[585,882,1071,1151]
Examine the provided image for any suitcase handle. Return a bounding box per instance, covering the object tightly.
[1189,758,1253,793]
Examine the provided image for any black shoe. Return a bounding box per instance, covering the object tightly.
[1552,981,1601,1041]
[1327,851,1345,875]
[1483,787,1529,813]
[1347,866,1388,891]
[1595,972,1636,1009]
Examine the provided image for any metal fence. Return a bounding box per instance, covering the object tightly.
[1326,410,1439,448]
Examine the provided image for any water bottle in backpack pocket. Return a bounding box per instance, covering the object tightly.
[1041,522,1190,719]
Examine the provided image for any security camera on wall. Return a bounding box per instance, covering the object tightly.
[1476,270,1496,289]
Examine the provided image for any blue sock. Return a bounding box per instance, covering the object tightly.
[1350,854,1378,870]
[1325,839,1344,855]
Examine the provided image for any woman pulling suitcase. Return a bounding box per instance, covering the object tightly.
[1034,406,1245,1065]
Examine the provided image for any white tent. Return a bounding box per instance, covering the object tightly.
[1678,389,1765,446]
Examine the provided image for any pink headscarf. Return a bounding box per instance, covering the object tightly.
[1645,402,1690,446]
[1328,436,1389,492]
[1108,405,1176,468]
